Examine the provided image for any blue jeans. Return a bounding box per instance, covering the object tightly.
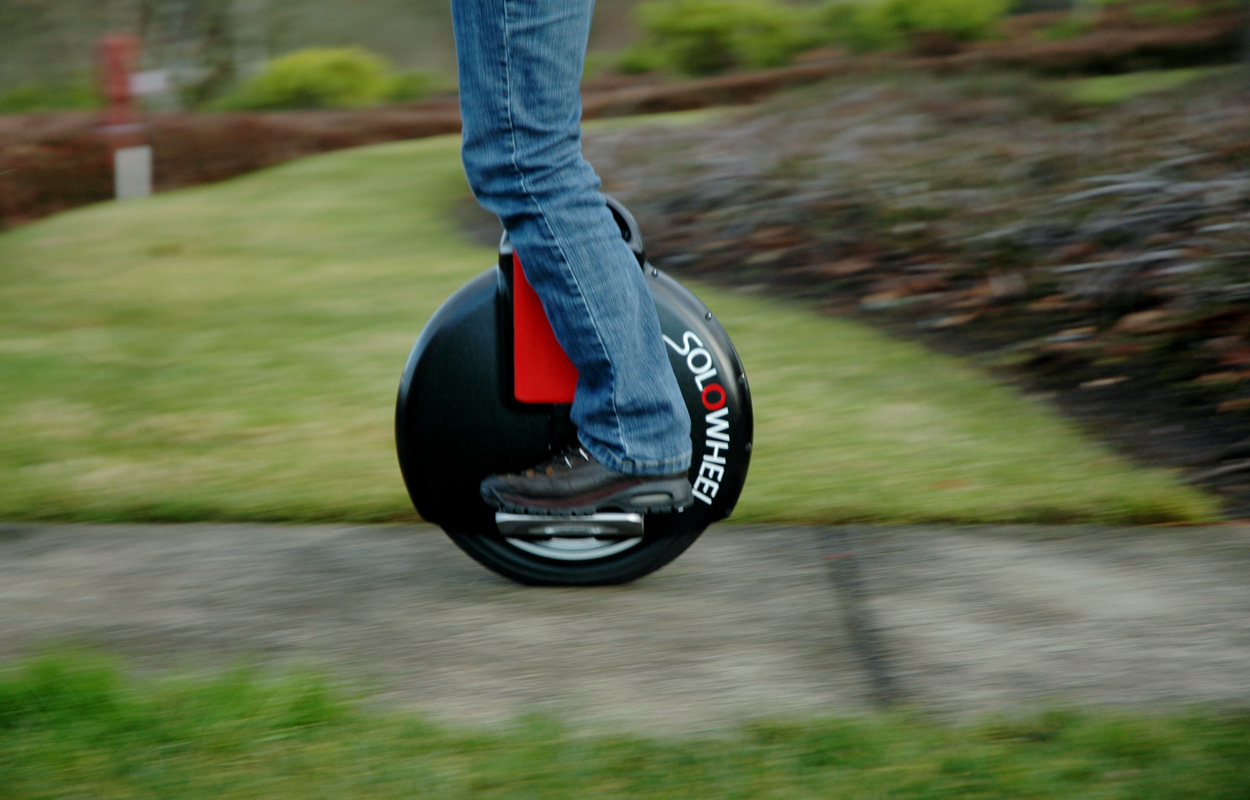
[451,0,692,477]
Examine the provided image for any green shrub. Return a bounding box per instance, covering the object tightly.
[0,81,98,114]
[616,44,670,74]
[581,52,615,81]
[1039,16,1097,40]
[620,0,1009,73]
[815,0,1009,53]
[625,0,813,76]
[216,48,394,111]
[1129,1,1209,25]
[881,0,1010,41]
[385,70,436,103]
[815,1,905,52]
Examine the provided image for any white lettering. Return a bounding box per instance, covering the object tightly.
[705,406,730,442]
[694,368,718,391]
[662,330,703,356]
[693,476,719,499]
[686,348,713,374]
[699,461,725,482]
[665,327,737,507]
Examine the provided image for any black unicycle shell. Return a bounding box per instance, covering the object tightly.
[395,255,752,586]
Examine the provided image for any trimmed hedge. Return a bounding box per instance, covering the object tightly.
[214,48,435,111]
[817,0,1012,53]
[624,0,815,76]
[0,81,98,114]
[621,0,1013,75]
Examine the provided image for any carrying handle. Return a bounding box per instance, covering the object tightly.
[498,194,646,268]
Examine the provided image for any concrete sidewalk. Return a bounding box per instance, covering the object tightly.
[1,523,1247,731]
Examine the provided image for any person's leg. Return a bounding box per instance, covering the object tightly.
[452,0,691,480]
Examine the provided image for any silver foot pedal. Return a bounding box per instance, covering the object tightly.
[495,511,644,539]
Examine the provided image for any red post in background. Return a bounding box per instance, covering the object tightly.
[98,34,152,199]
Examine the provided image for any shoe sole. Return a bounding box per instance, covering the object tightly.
[482,477,693,517]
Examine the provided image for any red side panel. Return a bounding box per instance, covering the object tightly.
[513,253,578,404]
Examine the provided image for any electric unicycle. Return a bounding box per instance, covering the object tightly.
[395,198,752,585]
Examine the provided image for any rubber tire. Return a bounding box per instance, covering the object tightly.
[445,526,705,586]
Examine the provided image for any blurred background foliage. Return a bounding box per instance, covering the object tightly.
[0,0,632,108]
[0,78,99,113]
[0,0,1238,109]
[621,0,1014,76]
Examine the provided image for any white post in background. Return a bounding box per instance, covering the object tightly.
[111,68,169,200]
[114,146,154,200]
[99,35,154,202]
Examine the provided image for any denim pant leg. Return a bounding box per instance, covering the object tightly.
[451,0,692,476]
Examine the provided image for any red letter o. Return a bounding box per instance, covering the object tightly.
[701,384,726,410]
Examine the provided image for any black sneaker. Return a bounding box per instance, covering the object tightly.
[480,445,693,516]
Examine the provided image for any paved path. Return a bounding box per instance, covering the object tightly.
[1,523,1248,732]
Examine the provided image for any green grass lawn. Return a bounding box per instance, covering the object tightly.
[2,651,1248,800]
[0,133,1220,524]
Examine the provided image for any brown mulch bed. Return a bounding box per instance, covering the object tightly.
[0,101,463,228]
[942,5,1245,73]
[583,65,1250,515]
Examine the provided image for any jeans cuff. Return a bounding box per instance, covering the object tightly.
[578,436,692,477]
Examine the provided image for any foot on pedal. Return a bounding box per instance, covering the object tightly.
[480,445,692,516]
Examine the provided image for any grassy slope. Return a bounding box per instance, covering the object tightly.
[2,652,1248,799]
[0,133,1220,524]
[0,0,641,88]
